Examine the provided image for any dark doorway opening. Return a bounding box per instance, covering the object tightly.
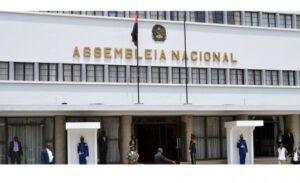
[134,117,180,164]
[254,122,276,157]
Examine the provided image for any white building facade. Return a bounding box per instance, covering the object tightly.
[0,11,300,164]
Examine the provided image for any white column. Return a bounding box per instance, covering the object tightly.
[120,115,132,164]
[181,115,193,162]
[55,116,67,164]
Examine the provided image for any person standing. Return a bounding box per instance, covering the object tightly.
[189,134,196,164]
[129,135,137,151]
[41,143,55,164]
[77,136,89,164]
[98,130,108,164]
[278,143,288,164]
[236,134,248,164]
[283,130,294,155]
[9,136,23,164]
[154,147,175,164]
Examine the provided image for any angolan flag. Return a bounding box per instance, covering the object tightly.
[131,15,138,46]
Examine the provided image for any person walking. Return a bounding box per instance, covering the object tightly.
[278,143,288,164]
[41,143,55,164]
[189,134,196,164]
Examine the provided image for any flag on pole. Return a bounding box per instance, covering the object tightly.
[131,15,138,46]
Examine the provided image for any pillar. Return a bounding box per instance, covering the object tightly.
[181,115,193,162]
[237,115,249,120]
[120,115,132,164]
[55,116,67,164]
[286,115,300,148]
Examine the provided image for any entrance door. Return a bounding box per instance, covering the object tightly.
[135,123,179,164]
[254,122,276,157]
[8,124,44,164]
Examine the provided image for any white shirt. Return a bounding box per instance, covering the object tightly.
[278,147,287,160]
[13,141,19,152]
[293,152,298,162]
[46,148,54,163]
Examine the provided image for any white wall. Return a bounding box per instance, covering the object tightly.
[0,12,300,70]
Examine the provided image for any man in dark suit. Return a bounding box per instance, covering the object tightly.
[9,136,23,164]
[283,130,294,155]
[41,143,55,164]
[98,130,108,164]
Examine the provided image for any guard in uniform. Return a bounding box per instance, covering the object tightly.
[77,136,89,164]
[189,134,196,164]
[237,134,248,164]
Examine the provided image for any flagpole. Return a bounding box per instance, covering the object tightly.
[136,12,141,104]
[184,12,189,104]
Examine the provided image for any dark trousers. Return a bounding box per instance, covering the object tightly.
[99,150,107,164]
[10,152,21,164]
[239,152,246,164]
[190,152,196,164]
[79,155,87,164]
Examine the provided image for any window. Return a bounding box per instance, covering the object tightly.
[109,65,126,83]
[85,11,95,16]
[130,66,147,83]
[279,14,293,28]
[227,11,241,25]
[95,11,104,16]
[211,68,226,84]
[15,63,34,81]
[192,68,207,84]
[107,11,125,17]
[245,12,259,26]
[265,70,279,85]
[39,63,58,81]
[248,70,262,85]
[230,69,244,85]
[172,67,187,84]
[262,13,276,27]
[86,65,104,82]
[63,64,81,82]
[190,11,205,22]
[152,67,168,83]
[129,11,147,19]
[0,62,9,80]
[150,11,166,20]
[170,11,186,21]
[71,11,81,15]
[283,71,295,86]
[297,15,300,29]
[208,11,224,24]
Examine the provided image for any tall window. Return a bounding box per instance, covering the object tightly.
[150,11,166,20]
[130,66,147,83]
[245,12,259,26]
[86,65,104,82]
[0,62,9,80]
[170,11,185,21]
[172,67,187,84]
[192,68,207,84]
[129,11,147,19]
[248,70,262,85]
[63,64,81,82]
[152,67,168,83]
[15,63,34,81]
[190,11,205,22]
[95,11,104,16]
[211,68,226,84]
[109,65,126,83]
[227,11,241,25]
[39,63,58,81]
[230,69,244,85]
[107,11,117,17]
[208,11,224,24]
[297,15,300,29]
[265,70,279,85]
[262,13,276,27]
[279,14,293,28]
[283,71,295,86]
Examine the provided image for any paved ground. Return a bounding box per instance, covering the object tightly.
[180,157,282,164]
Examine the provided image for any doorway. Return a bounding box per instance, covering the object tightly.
[133,117,181,164]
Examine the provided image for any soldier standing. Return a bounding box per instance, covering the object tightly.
[237,134,248,164]
[77,136,89,164]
